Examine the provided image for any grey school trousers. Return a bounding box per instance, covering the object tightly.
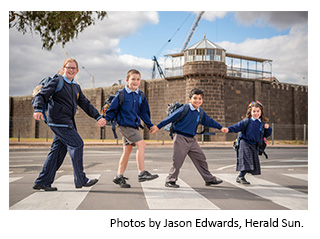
[166,134,216,183]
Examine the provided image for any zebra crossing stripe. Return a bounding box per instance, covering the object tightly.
[10,174,100,210]
[140,174,220,209]
[9,177,22,183]
[215,173,308,210]
[282,174,308,181]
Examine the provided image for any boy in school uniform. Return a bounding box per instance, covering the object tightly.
[103,69,158,188]
[151,88,227,188]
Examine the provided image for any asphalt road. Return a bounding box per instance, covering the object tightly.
[9,145,308,210]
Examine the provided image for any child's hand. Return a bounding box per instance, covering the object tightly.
[221,127,229,133]
[97,118,106,127]
[150,126,159,134]
[33,112,44,121]
[264,123,269,129]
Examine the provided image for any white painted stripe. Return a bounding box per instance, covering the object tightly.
[216,164,235,171]
[84,151,121,154]
[10,155,47,159]
[283,174,308,181]
[10,174,100,210]
[216,174,307,210]
[9,177,22,183]
[261,165,308,169]
[9,164,46,168]
[267,159,308,163]
[140,174,220,210]
[129,160,152,164]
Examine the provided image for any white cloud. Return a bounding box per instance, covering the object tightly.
[202,11,228,21]
[218,24,308,85]
[234,11,308,31]
[9,11,159,96]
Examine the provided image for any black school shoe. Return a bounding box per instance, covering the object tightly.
[76,178,99,188]
[165,181,180,188]
[33,184,58,191]
[205,177,223,186]
[138,170,159,182]
[236,176,250,184]
[113,175,131,188]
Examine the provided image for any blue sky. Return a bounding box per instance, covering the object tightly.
[118,11,291,59]
[9,11,308,96]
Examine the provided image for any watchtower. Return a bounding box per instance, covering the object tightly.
[165,35,227,140]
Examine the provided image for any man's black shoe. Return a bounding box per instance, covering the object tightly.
[33,184,57,191]
[205,177,223,186]
[113,176,131,188]
[165,181,180,188]
[76,178,99,188]
[138,170,159,182]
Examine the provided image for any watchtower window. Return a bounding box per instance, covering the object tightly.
[207,49,215,61]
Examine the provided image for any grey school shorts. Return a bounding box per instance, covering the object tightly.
[118,125,143,146]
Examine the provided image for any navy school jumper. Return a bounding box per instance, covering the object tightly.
[104,87,153,129]
[32,75,102,187]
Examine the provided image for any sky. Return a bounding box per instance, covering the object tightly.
[9,11,308,96]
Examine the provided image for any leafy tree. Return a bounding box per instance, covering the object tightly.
[9,11,107,50]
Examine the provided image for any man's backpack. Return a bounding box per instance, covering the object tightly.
[32,74,64,124]
[101,89,145,139]
[163,102,215,139]
[232,118,268,159]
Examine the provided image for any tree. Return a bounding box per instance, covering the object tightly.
[9,11,107,50]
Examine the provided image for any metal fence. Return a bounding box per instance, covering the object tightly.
[9,117,308,144]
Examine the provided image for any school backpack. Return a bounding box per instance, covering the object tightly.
[32,74,64,124]
[163,102,215,139]
[101,89,145,138]
[233,118,268,159]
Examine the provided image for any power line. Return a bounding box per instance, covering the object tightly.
[155,12,192,58]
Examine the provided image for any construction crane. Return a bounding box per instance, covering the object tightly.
[151,11,205,79]
[152,56,165,79]
[180,11,205,52]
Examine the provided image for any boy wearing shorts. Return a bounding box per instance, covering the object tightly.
[104,69,158,188]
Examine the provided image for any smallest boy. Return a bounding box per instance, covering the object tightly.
[151,88,226,188]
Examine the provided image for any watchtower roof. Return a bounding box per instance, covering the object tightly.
[187,35,225,51]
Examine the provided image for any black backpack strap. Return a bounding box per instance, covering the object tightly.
[54,74,64,93]
[177,104,189,122]
[242,118,250,133]
[138,90,145,104]
[108,89,125,139]
[118,89,125,106]
[258,122,268,159]
[196,107,205,135]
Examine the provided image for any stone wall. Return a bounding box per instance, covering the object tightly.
[9,76,308,141]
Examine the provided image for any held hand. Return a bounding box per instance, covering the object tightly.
[221,127,229,133]
[33,112,44,121]
[150,126,159,134]
[264,123,270,129]
[97,118,107,127]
